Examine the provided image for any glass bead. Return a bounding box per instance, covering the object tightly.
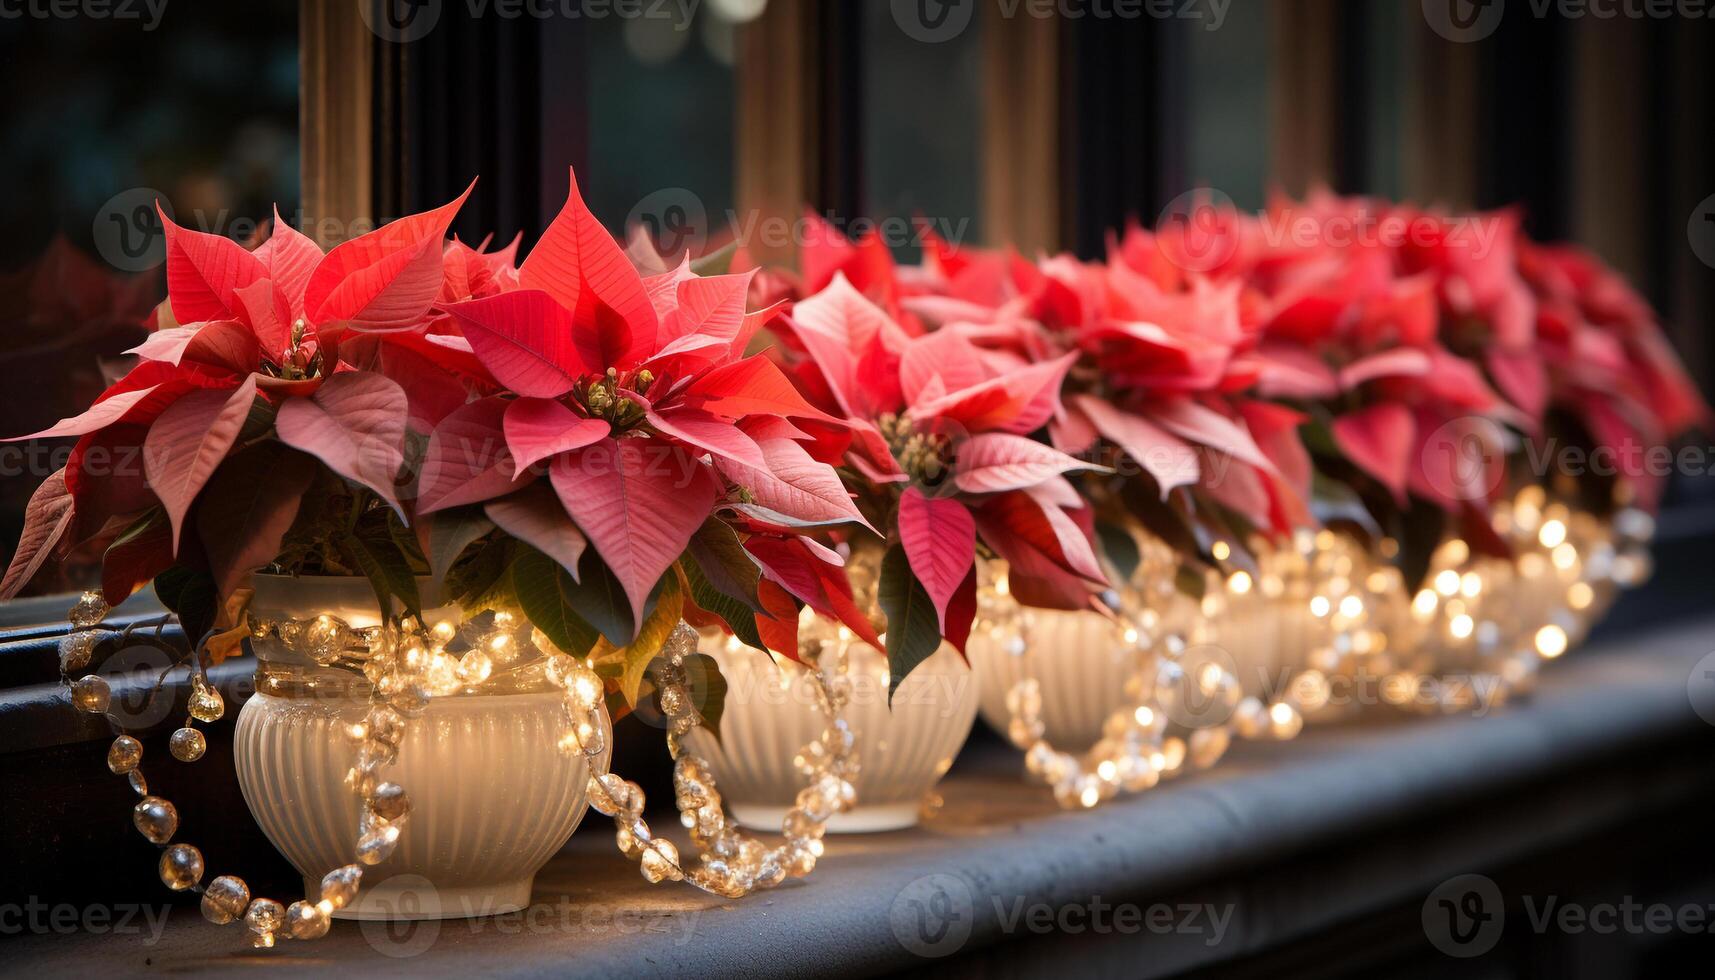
[389,683,430,717]
[69,591,108,629]
[106,735,143,774]
[356,822,402,865]
[422,654,461,696]
[201,875,250,925]
[159,843,204,890]
[657,684,689,717]
[286,900,331,940]
[307,616,352,665]
[1152,659,1186,722]
[188,676,225,722]
[169,727,207,762]
[639,840,682,883]
[573,719,605,758]
[1006,716,1045,748]
[128,770,149,795]
[369,782,411,822]
[133,796,178,844]
[545,653,576,688]
[59,631,100,672]
[567,667,604,707]
[458,650,493,686]
[70,675,110,714]
[320,864,363,910]
[244,898,286,937]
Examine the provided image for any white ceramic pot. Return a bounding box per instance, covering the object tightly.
[233,575,608,920]
[683,639,977,833]
[968,606,1140,751]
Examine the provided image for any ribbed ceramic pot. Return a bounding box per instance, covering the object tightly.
[968,606,1140,751]
[233,575,609,920]
[683,638,977,833]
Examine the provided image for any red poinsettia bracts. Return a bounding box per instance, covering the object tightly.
[781,272,1106,669]
[2,190,475,603]
[418,170,871,638]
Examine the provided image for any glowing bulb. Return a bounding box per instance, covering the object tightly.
[1309,595,1331,617]
[1228,570,1253,595]
[1339,594,1364,619]
[1535,624,1568,659]
[1460,571,1483,598]
[1134,706,1156,727]
[1568,582,1594,610]
[1212,541,1231,561]
[1449,614,1474,639]
[1538,519,1567,549]
[1412,590,1439,618]
[1552,543,1578,570]
[1434,570,1461,597]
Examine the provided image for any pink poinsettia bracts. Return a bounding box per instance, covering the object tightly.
[782,272,1108,635]
[418,171,869,631]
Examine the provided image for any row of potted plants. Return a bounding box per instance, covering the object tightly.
[6,171,1702,940]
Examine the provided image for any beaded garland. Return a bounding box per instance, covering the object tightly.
[62,588,861,946]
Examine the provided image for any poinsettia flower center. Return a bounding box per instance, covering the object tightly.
[572,366,657,432]
[877,412,952,485]
[259,317,322,381]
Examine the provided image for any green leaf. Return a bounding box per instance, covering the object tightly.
[512,545,602,657]
[686,519,764,612]
[690,240,738,276]
[155,565,219,646]
[877,543,942,703]
[681,651,727,743]
[426,508,495,585]
[338,526,421,621]
[562,551,643,648]
[1094,520,1142,584]
[446,537,513,612]
[683,556,766,651]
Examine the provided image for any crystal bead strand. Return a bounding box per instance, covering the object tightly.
[63,596,445,949]
[546,621,858,898]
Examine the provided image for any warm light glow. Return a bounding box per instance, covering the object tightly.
[1460,571,1483,598]
[1538,518,1567,549]
[1434,569,1461,597]
[1568,582,1594,610]
[1309,595,1332,617]
[994,573,1010,597]
[1228,570,1253,595]
[1413,589,1439,618]
[1552,543,1578,570]
[1449,614,1474,639]
[1268,702,1294,724]
[1535,624,1569,658]
[1134,706,1156,727]
[1212,540,1231,561]
[1338,594,1364,619]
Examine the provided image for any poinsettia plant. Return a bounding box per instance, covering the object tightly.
[870,227,1303,592]
[1,188,476,649]
[408,171,884,712]
[775,273,1110,691]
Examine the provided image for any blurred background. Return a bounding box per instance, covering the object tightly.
[2,0,1712,586]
